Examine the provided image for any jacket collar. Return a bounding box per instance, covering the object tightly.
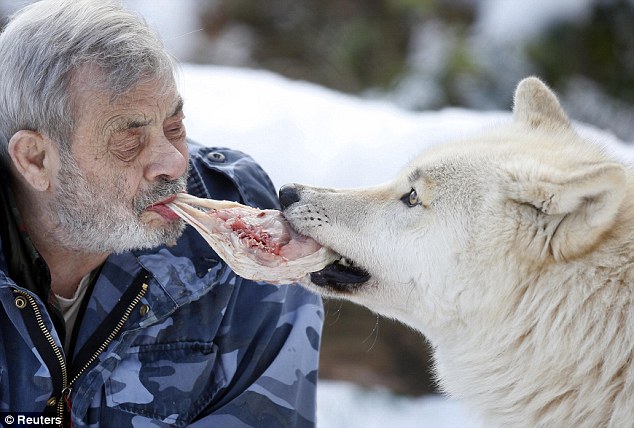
[0,174,53,304]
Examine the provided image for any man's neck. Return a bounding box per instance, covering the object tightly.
[14,187,108,299]
[46,250,107,299]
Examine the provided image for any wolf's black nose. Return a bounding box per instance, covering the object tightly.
[279,184,301,209]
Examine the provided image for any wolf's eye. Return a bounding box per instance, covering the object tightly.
[401,189,419,207]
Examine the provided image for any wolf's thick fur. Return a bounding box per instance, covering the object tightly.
[282,78,634,427]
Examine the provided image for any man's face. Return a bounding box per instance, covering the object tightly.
[48,69,189,254]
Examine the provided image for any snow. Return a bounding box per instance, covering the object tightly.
[178,63,633,428]
[317,380,483,428]
[180,64,511,190]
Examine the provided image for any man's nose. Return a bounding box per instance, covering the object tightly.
[145,136,189,181]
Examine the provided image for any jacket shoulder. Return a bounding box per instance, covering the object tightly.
[187,140,280,210]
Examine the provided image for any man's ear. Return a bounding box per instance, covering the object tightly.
[8,131,57,192]
[508,162,626,261]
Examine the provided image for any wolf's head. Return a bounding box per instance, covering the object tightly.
[281,77,628,338]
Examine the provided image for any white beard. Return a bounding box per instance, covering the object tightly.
[50,153,187,253]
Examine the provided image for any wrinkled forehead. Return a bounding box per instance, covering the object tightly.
[69,64,179,126]
[69,62,177,111]
[59,69,183,161]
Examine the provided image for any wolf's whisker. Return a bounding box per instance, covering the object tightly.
[362,314,380,352]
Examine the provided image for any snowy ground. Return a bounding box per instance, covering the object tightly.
[181,64,509,190]
[178,64,633,428]
[316,380,483,428]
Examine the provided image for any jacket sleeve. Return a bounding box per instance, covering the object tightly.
[187,141,281,210]
[186,141,324,427]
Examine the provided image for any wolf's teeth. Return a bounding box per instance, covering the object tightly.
[339,257,355,267]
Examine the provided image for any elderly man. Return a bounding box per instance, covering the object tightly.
[0,1,322,427]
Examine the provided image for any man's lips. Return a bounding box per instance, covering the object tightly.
[146,195,181,221]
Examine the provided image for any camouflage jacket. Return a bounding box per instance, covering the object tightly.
[0,142,323,427]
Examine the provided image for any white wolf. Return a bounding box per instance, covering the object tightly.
[279,77,634,428]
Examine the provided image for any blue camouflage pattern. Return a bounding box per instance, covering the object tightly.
[0,142,324,427]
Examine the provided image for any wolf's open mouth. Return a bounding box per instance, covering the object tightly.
[310,257,371,292]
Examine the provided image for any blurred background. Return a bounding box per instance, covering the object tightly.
[2,0,632,399]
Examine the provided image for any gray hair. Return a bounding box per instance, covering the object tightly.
[0,0,176,167]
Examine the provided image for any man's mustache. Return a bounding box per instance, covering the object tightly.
[134,167,190,214]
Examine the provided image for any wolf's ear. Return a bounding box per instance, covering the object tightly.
[513,77,570,131]
[509,162,626,261]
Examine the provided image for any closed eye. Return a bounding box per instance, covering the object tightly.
[164,117,186,142]
[109,133,144,162]
[113,145,141,162]
[163,112,186,141]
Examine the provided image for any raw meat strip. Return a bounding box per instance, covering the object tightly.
[168,193,337,284]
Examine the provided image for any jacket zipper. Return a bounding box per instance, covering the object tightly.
[67,282,149,387]
[14,282,149,427]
